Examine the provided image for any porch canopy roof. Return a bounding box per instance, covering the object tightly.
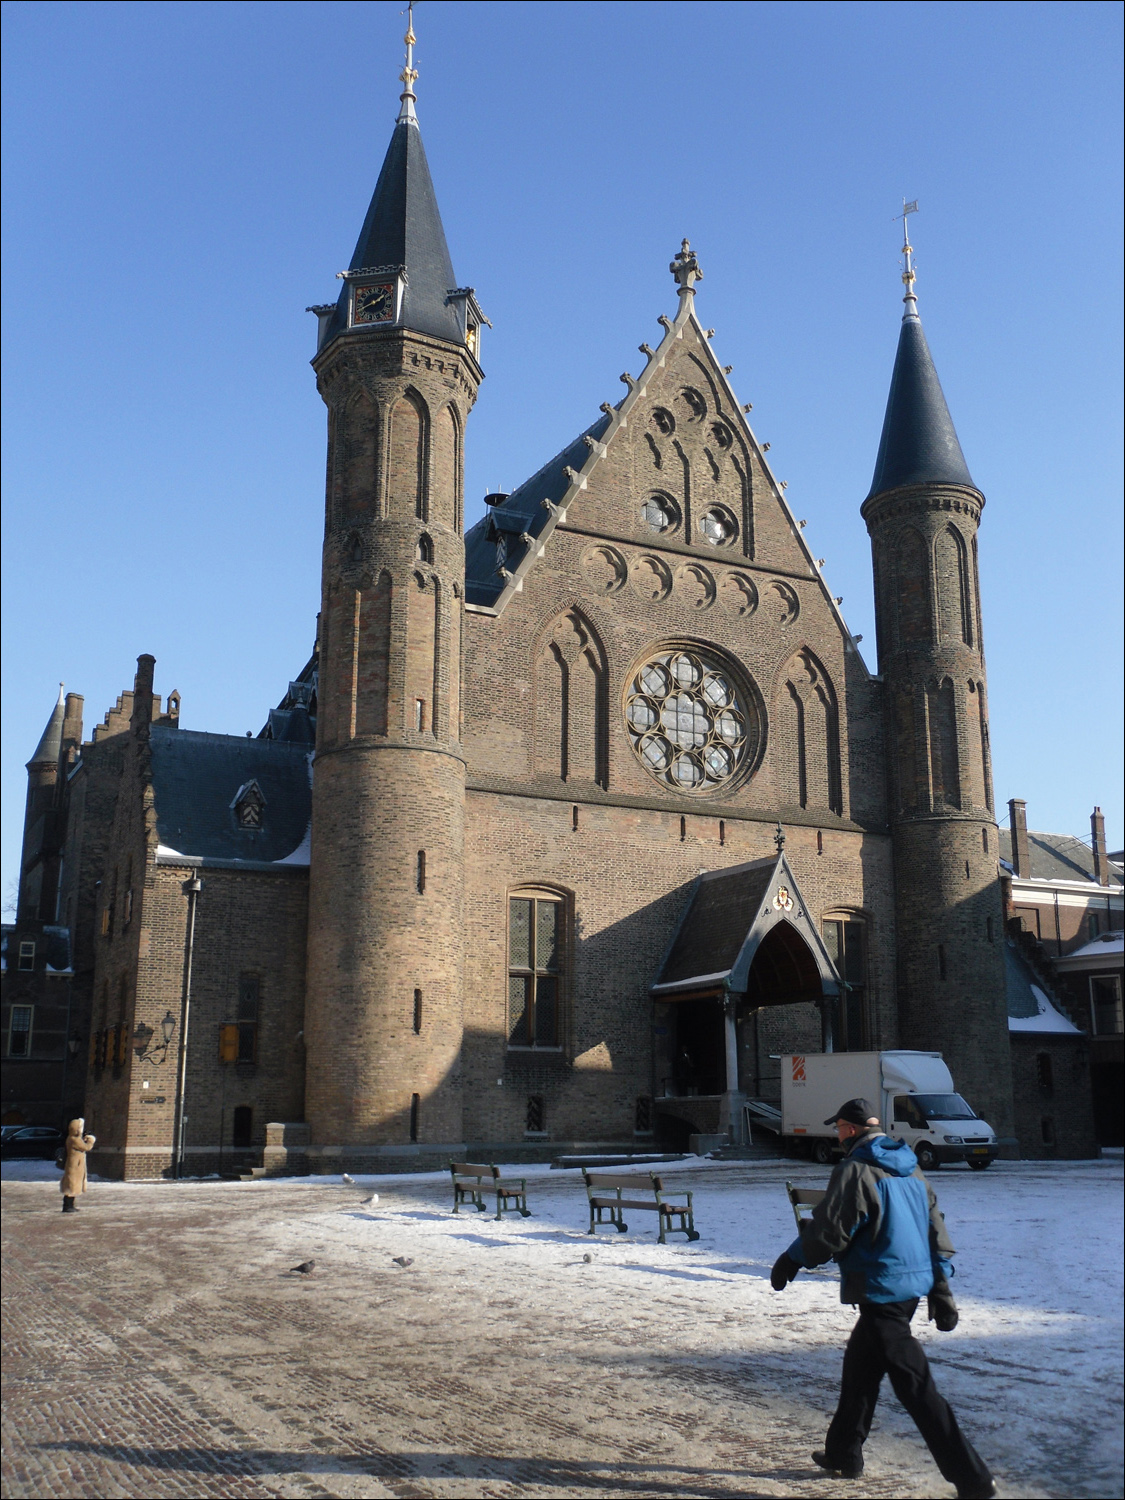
[651,853,841,1005]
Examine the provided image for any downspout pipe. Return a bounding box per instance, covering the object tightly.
[172,874,203,1179]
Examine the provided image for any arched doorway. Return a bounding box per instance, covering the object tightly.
[650,854,841,1146]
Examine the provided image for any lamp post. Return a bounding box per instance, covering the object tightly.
[171,874,202,1179]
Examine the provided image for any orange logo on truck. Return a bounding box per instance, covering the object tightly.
[792,1055,806,1082]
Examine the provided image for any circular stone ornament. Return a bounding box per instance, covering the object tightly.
[624,647,762,794]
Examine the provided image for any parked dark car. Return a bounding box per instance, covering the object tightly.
[0,1125,64,1160]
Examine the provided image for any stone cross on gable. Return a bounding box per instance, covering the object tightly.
[670,239,703,293]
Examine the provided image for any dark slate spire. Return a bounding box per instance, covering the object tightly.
[324,14,461,346]
[28,684,66,768]
[866,230,974,499]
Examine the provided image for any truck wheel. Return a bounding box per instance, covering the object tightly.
[813,1140,834,1165]
[967,1158,992,1171]
[915,1144,938,1170]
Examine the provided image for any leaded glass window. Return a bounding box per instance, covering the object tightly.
[508,895,564,1048]
[699,508,736,545]
[823,918,867,1050]
[624,649,751,794]
[640,496,677,534]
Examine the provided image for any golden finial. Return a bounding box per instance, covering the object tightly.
[398,2,419,122]
[894,199,919,319]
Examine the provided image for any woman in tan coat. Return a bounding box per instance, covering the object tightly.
[60,1118,95,1213]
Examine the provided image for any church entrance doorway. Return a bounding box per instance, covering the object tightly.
[649,853,842,1148]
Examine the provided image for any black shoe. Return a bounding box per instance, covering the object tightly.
[812,1450,864,1479]
[956,1483,996,1499]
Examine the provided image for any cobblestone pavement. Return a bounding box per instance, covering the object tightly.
[1,1165,1115,1499]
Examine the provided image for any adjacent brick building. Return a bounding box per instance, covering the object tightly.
[3,44,1105,1171]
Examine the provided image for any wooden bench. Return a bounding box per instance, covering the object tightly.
[786,1179,826,1232]
[582,1169,700,1244]
[450,1162,532,1221]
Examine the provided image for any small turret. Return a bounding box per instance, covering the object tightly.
[18,686,68,922]
[863,207,1013,1143]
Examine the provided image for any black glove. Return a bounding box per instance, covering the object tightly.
[927,1281,959,1331]
[770,1252,800,1291]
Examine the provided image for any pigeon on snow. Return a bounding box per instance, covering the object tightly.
[392,1256,414,1268]
[342,1173,355,1185]
[290,1260,316,1274]
[365,1193,380,1206]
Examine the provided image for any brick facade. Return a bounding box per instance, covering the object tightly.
[7,107,1103,1171]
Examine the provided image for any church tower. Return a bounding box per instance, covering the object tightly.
[863,221,1014,1138]
[303,18,485,1153]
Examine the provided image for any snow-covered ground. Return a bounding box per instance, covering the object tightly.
[251,1155,1123,1497]
[4,1153,1121,1497]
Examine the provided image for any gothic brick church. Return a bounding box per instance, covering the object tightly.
[5,37,1100,1175]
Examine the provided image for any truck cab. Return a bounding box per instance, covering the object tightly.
[888,1092,999,1170]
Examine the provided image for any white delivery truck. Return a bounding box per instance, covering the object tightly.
[766,1050,999,1170]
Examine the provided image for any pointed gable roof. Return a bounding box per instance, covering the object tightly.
[28,685,66,769]
[652,853,841,999]
[324,114,461,346]
[867,311,975,499]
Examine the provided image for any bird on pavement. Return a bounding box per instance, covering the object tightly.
[342,1173,355,1185]
[290,1260,316,1274]
[392,1256,413,1268]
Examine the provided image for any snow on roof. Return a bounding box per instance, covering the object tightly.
[1066,933,1124,960]
[1008,984,1081,1034]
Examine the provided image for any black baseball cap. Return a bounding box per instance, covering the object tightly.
[824,1097,880,1128]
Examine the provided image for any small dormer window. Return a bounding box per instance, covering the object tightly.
[231,781,266,829]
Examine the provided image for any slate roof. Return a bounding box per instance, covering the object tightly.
[149,726,311,865]
[655,859,777,990]
[324,115,461,347]
[1004,940,1082,1032]
[28,686,66,767]
[259,651,318,744]
[999,829,1123,888]
[867,314,975,499]
[464,414,612,607]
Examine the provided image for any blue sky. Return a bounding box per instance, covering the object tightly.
[2,0,1122,906]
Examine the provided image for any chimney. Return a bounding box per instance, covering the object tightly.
[1009,798,1030,878]
[1092,806,1109,886]
[131,654,155,729]
[62,693,84,766]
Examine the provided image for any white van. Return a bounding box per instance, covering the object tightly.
[768,1050,1000,1169]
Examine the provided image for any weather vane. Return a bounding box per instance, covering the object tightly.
[893,199,919,305]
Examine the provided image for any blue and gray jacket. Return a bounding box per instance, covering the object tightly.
[787,1129,955,1304]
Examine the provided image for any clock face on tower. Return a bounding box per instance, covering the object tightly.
[352,281,396,326]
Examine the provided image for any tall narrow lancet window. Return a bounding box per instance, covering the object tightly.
[927,677,961,809]
[897,528,931,643]
[936,525,973,646]
[534,611,607,786]
[779,649,842,815]
[508,892,566,1049]
[389,391,428,520]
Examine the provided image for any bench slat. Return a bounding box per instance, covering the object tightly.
[584,1174,660,1191]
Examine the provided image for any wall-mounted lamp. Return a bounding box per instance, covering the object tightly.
[134,1010,176,1064]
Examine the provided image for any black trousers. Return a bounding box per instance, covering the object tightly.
[825,1299,991,1490]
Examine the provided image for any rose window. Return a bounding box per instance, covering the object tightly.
[625,649,751,793]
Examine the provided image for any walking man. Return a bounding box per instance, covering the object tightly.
[770,1098,995,1499]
